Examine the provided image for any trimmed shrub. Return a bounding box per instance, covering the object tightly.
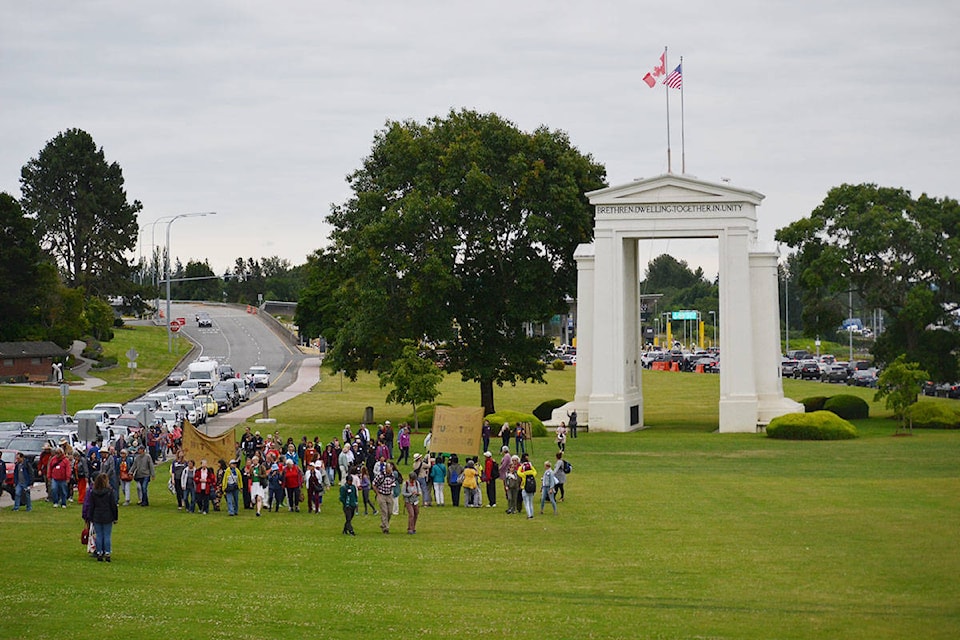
[823,394,869,420]
[405,402,451,432]
[551,359,565,371]
[766,410,858,440]
[484,411,547,437]
[533,398,567,421]
[81,336,103,360]
[801,396,829,412]
[903,402,960,429]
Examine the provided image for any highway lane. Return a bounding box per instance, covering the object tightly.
[167,302,304,431]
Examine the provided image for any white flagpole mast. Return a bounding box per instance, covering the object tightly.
[664,46,672,173]
[680,55,685,174]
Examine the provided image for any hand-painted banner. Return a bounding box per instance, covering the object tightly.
[180,420,237,465]
[430,406,484,457]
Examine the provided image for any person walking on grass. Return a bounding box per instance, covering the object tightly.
[181,459,196,513]
[222,459,242,516]
[283,458,303,512]
[339,475,358,535]
[504,457,520,515]
[447,454,464,507]
[372,462,397,533]
[402,471,421,534]
[539,461,558,515]
[12,452,33,512]
[517,457,538,519]
[82,473,118,562]
[195,459,214,515]
[359,466,377,516]
[429,454,446,506]
[482,451,499,508]
[461,459,481,508]
[553,452,567,502]
[130,446,154,507]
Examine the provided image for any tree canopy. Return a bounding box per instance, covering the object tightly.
[0,193,46,340]
[775,183,960,380]
[20,128,142,296]
[309,109,607,414]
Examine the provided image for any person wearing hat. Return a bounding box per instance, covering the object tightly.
[305,460,328,514]
[372,462,397,533]
[267,462,283,512]
[38,443,53,502]
[539,460,558,515]
[461,459,481,508]
[130,445,155,506]
[221,459,242,516]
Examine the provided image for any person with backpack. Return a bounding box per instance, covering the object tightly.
[517,456,538,519]
[446,454,464,507]
[221,459,242,516]
[481,451,499,508]
[267,463,284,512]
[554,452,568,502]
[305,460,328,514]
[539,460,558,515]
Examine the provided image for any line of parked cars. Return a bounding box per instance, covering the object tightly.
[640,347,720,373]
[780,354,879,387]
[922,381,960,399]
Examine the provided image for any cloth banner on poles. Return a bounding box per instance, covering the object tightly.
[430,406,485,457]
[180,420,236,464]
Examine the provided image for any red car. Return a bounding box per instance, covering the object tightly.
[1,449,19,497]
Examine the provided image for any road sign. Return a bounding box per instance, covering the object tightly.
[671,310,698,320]
[126,347,139,362]
[176,317,186,326]
[170,322,180,333]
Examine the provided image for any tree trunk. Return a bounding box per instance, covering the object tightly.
[412,402,419,432]
[480,377,495,416]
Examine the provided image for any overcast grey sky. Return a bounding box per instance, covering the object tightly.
[2,1,958,277]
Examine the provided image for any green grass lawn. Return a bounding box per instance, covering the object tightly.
[0,325,192,423]
[2,361,958,638]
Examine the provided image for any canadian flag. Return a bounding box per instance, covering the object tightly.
[643,51,666,88]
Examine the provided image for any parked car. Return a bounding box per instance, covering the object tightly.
[922,381,937,396]
[781,358,799,377]
[153,410,181,430]
[195,395,219,417]
[935,382,960,399]
[92,403,124,424]
[794,360,822,380]
[197,312,213,328]
[30,414,75,430]
[821,364,850,383]
[0,421,28,434]
[2,432,54,477]
[213,382,240,407]
[167,371,186,386]
[847,369,879,388]
[211,389,232,413]
[246,366,271,388]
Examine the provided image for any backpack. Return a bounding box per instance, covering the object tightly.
[523,474,536,493]
[449,468,459,484]
[563,460,572,474]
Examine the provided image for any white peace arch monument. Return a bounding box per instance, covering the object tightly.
[565,173,803,433]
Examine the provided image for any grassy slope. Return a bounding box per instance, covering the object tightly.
[1,366,958,639]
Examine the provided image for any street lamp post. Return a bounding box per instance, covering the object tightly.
[709,310,717,348]
[165,212,216,352]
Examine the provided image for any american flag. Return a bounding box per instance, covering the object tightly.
[665,64,682,89]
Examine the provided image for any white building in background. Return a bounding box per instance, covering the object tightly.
[556,173,802,433]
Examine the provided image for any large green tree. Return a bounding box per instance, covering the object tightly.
[0,193,47,340]
[314,109,606,414]
[775,183,960,380]
[20,128,142,296]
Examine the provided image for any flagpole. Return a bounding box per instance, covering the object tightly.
[664,46,672,173]
[680,55,685,174]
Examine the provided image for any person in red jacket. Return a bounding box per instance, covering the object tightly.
[482,450,499,508]
[48,447,72,508]
[282,458,303,512]
[194,459,215,514]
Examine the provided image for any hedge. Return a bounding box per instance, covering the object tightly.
[903,402,960,429]
[822,394,869,420]
[801,396,829,412]
[532,398,567,422]
[766,410,858,440]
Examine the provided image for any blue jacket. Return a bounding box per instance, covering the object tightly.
[14,460,33,486]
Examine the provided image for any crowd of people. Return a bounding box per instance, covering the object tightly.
[5,418,576,555]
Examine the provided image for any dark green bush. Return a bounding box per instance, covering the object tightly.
[533,398,567,421]
[113,317,125,328]
[823,394,869,420]
[801,396,829,412]
[485,411,547,437]
[903,402,960,429]
[766,410,858,440]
